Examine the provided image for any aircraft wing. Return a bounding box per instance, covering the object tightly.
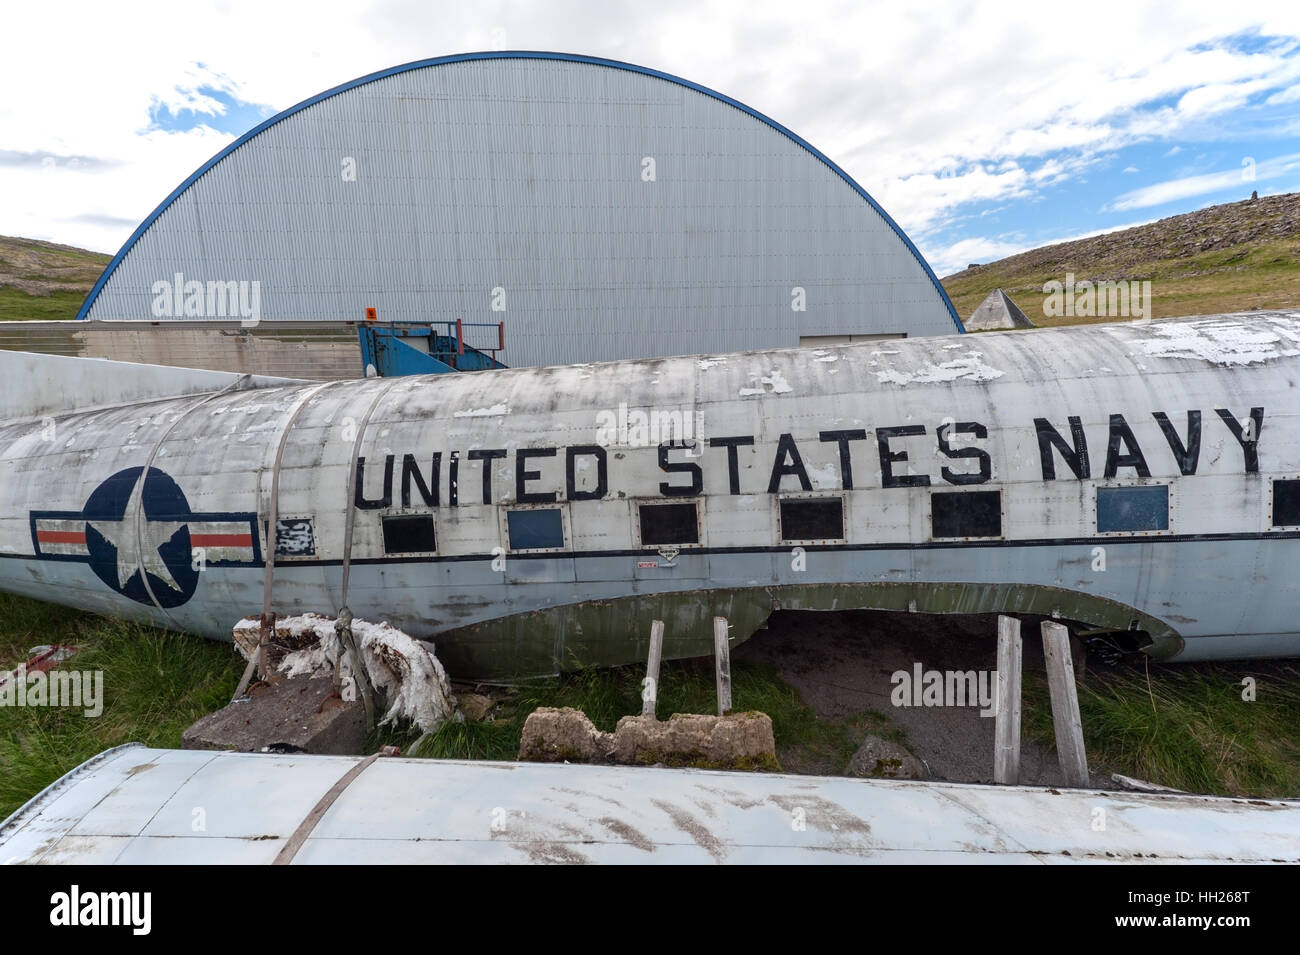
[0,350,307,425]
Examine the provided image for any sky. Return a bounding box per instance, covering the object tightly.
[3,1,1300,277]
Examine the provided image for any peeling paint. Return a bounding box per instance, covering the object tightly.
[873,355,1005,386]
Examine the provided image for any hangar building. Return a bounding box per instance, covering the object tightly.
[74,52,962,371]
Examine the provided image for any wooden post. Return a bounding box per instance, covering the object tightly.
[1042,621,1089,787]
[994,615,1022,785]
[232,611,275,701]
[642,619,664,718]
[713,616,732,716]
[256,611,276,681]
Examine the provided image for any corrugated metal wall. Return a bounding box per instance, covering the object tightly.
[83,55,960,366]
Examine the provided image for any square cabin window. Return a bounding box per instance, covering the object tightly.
[931,490,1002,539]
[1273,479,1300,527]
[382,514,437,554]
[639,501,699,546]
[779,498,844,541]
[507,508,565,550]
[1096,485,1169,533]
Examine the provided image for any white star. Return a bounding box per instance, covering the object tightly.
[88,469,185,593]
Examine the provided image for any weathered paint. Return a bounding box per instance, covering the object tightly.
[433,581,1175,682]
[0,350,301,424]
[2,312,1299,680]
[4,745,1297,864]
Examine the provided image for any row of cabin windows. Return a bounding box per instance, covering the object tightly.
[376,479,1300,555]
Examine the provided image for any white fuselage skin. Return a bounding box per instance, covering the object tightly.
[2,313,1298,679]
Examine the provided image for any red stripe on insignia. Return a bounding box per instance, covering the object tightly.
[37,530,87,544]
[190,533,253,547]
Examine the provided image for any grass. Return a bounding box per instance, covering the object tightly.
[0,235,109,321]
[0,287,88,321]
[4,589,1300,820]
[941,192,1300,322]
[0,592,885,819]
[0,593,243,819]
[1022,659,1300,798]
[380,657,882,776]
[943,240,1300,324]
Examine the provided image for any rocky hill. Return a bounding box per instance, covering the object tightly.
[942,192,1300,324]
[0,236,111,321]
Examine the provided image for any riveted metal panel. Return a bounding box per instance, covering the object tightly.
[5,313,1300,675]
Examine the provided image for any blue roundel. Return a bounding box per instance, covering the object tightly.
[83,467,198,608]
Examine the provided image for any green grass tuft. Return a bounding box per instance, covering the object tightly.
[0,287,89,321]
[1023,661,1300,797]
[388,658,885,775]
[941,193,1300,321]
[0,593,242,818]
[5,588,1300,819]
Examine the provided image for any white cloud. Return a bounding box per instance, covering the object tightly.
[3,1,1300,253]
[1267,84,1300,105]
[1109,151,1300,210]
[928,237,1033,277]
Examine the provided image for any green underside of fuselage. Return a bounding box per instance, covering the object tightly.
[433,581,1182,682]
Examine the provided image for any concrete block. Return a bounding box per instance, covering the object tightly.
[518,707,614,763]
[613,712,777,770]
[182,676,366,755]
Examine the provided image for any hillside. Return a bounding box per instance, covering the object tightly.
[942,192,1300,324]
[0,235,111,321]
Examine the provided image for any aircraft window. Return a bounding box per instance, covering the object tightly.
[931,490,1002,538]
[273,518,315,557]
[779,497,844,541]
[382,514,437,554]
[507,508,565,549]
[1096,485,1168,533]
[1272,479,1300,526]
[639,501,699,545]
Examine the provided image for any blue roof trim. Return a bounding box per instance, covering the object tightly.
[79,51,964,332]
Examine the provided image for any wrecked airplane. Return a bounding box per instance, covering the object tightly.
[1,311,1298,680]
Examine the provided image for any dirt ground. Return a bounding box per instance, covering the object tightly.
[734,609,1114,788]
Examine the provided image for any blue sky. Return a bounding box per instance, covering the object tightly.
[927,136,1300,274]
[3,2,1299,278]
[915,32,1300,274]
[147,78,276,138]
